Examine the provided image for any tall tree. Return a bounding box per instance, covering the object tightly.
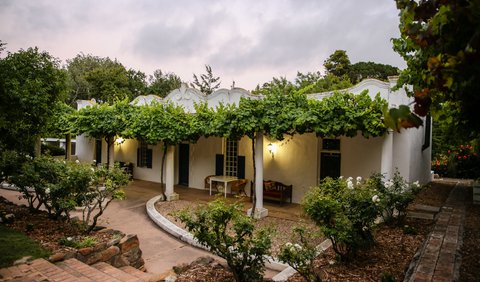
[323,50,351,77]
[252,77,295,96]
[0,40,6,54]
[146,69,182,97]
[66,53,146,105]
[0,47,67,154]
[392,0,480,135]
[348,62,399,84]
[191,65,221,95]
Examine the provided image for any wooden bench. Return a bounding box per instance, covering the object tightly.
[251,180,293,205]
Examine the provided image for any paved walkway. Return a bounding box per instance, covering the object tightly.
[0,180,213,275]
[406,181,467,282]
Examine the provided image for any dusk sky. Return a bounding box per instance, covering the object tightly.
[0,0,405,90]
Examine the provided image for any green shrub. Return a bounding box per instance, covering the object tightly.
[303,177,381,261]
[41,143,66,156]
[0,149,27,182]
[368,171,419,224]
[10,157,128,233]
[59,236,97,248]
[278,227,322,282]
[175,199,273,282]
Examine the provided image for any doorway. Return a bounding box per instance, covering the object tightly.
[178,143,189,186]
[320,152,341,179]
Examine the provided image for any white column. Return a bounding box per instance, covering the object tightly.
[248,132,268,218]
[381,130,394,179]
[165,145,179,201]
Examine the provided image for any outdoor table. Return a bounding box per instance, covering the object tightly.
[209,175,238,197]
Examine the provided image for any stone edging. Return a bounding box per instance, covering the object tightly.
[145,195,288,272]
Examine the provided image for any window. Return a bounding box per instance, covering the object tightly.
[225,139,238,176]
[322,138,340,151]
[137,140,152,168]
[320,138,341,179]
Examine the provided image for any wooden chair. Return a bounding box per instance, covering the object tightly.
[230,179,248,196]
[204,175,219,192]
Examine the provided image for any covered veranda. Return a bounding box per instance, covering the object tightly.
[129,179,304,222]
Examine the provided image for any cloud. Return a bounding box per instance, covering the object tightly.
[0,0,406,89]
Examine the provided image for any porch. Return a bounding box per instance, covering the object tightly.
[126,179,304,221]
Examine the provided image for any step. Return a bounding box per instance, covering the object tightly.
[93,262,143,282]
[56,261,92,282]
[407,211,435,220]
[61,258,122,281]
[411,204,440,213]
[0,264,38,281]
[118,266,152,281]
[29,258,83,281]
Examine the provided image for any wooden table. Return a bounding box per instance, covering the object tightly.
[209,175,238,197]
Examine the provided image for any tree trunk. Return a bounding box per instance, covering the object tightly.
[65,133,71,160]
[105,136,113,169]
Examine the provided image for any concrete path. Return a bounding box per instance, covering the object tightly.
[0,180,214,274]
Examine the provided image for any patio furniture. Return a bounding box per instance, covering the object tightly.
[204,175,219,192]
[251,180,293,205]
[208,175,239,197]
[230,179,249,196]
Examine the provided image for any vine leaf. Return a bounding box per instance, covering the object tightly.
[383,105,423,132]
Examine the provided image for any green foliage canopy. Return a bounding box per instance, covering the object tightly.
[0,47,67,154]
[146,69,183,97]
[127,102,199,146]
[392,0,480,135]
[66,53,146,104]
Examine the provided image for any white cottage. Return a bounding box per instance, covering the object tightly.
[75,77,432,217]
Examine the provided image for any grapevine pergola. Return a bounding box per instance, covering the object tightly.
[69,89,387,207]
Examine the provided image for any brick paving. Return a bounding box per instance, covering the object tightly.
[406,182,467,282]
[0,258,152,281]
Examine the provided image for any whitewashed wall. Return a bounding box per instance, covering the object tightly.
[340,135,383,179]
[76,77,432,200]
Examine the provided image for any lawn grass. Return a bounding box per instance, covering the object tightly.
[0,225,51,268]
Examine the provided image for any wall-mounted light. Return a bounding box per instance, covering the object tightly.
[115,137,125,145]
[267,143,277,159]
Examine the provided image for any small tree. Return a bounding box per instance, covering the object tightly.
[80,163,129,233]
[191,64,221,95]
[176,199,273,282]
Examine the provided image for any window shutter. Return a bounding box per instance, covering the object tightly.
[237,156,245,179]
[137,148,140,167]
[215,154,224,176]
[146,149,153,168]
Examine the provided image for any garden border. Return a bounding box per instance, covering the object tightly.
[145,195,290,272]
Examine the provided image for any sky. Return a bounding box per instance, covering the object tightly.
[0,0,405,90]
